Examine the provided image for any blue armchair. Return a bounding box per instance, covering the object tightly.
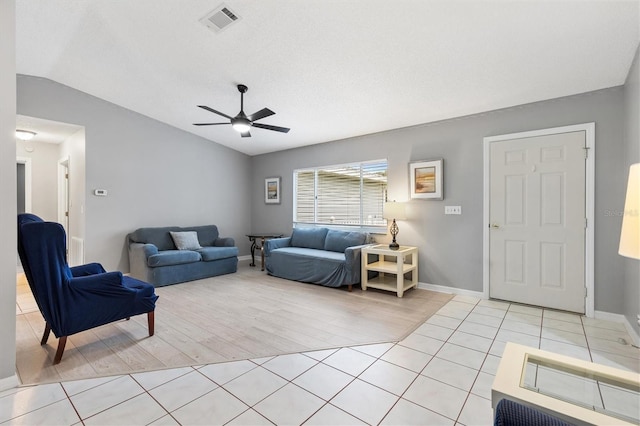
[17,214,158,364]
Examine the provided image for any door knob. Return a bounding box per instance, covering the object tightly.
[490,224,500,228]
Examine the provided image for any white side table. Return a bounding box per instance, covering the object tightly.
[361,244,418,297]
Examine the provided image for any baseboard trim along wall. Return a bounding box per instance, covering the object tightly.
[0,374,18,392]
[595,310,640,347]
[417,282,484,299]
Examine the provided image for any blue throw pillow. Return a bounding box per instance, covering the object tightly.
[324,230,367,253]
[290,228,329,250]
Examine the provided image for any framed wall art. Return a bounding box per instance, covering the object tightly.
[409,159,443,200]
[265,177,281,204]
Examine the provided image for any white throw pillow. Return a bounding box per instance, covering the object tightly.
[170,231,202,250]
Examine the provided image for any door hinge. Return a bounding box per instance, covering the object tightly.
[583,146,590,159]
[65,173,69,179]
[584,287,588,298]
[65,211,69,217]
[585,218,588,229]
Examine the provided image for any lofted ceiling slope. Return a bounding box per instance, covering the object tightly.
[16,1,640,156]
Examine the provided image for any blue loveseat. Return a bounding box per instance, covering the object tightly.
[128,225,238,287]
[264,227,370,290]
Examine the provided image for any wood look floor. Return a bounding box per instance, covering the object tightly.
[15,263,452,385]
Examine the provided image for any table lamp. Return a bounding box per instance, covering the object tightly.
[619,163,640,259]
[383,202,406,250]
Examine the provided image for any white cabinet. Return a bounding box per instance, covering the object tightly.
[361,245,418,297]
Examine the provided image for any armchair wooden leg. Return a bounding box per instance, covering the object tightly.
[147,311,155,336]
[348,284,353,292]
[53,336,67,365]
[41,323,51,345]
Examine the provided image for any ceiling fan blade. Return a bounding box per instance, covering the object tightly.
[197,105,233,120]
[252,122,290,133]
[248,108,275,122]
[193,122,230,126]
[241,131,251,138]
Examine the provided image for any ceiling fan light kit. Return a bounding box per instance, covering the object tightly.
[231,117,251,133]
[194,84,290,138]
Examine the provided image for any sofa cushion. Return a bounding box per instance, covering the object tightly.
[197,246,239,261]
[324,230,367,253]
[182,225,220,246]
[290,227,329,250]
[130,226,182,250]
[147,250,201,267]
[170,231,202,250]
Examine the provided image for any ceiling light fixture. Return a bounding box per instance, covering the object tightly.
[231,117,251,133]
[15,130,36,140]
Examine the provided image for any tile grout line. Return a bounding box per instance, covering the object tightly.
[10,297,639,425]
[451,298,492,425]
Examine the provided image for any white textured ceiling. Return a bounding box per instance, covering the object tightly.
[16,1,640,156]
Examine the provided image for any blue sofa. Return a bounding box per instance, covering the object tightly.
[128,225,238,287]
[264,227,370,290]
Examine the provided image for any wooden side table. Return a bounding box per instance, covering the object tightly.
[246,233,283,271]
[361,244,418,297]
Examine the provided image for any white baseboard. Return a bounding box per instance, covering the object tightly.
[0,374,19,392]
[238,255,252,262]
[417,282,485,299]
[595,310,640,347]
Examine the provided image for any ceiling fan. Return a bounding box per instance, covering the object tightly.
[194,84,290,138]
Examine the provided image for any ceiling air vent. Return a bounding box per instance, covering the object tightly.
[200,4,241,34]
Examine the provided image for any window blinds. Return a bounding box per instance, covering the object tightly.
[294,160,387,228]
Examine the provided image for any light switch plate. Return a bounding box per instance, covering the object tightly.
[445,206,462,215]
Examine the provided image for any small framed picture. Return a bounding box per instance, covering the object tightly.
[409,159,443,200]
[265,177,281,204]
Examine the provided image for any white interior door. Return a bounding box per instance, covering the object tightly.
[489,131,586,313]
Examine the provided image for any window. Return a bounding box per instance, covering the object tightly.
[294,159,388,230]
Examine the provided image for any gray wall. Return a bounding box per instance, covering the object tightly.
[15,140,59,221]
[0,0,17,385]
[17,76,253,272]
[623,45,640,335]
[251,87,628,314]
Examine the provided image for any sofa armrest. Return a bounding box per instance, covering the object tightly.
[214,237,235,247]
[70,262,106,277]
[344,244,372,283]
[128,243,158,281]
[264,237,291,256]
[70,271,125,290]
[344,244,367,265]
[130,243,159,258]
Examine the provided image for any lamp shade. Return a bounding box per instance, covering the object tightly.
[619,163,640,259]
[383,202,406,220]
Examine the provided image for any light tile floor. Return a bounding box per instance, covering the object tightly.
[3,295,639,425]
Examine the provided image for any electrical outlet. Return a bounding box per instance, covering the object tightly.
[445,206,462,215]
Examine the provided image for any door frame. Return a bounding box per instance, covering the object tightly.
[16,156,32,213]
[58,156,70,253]
[482,123,595,317]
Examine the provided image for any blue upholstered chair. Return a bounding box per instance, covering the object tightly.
[494,399,574,426]
[17,213,158,364]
